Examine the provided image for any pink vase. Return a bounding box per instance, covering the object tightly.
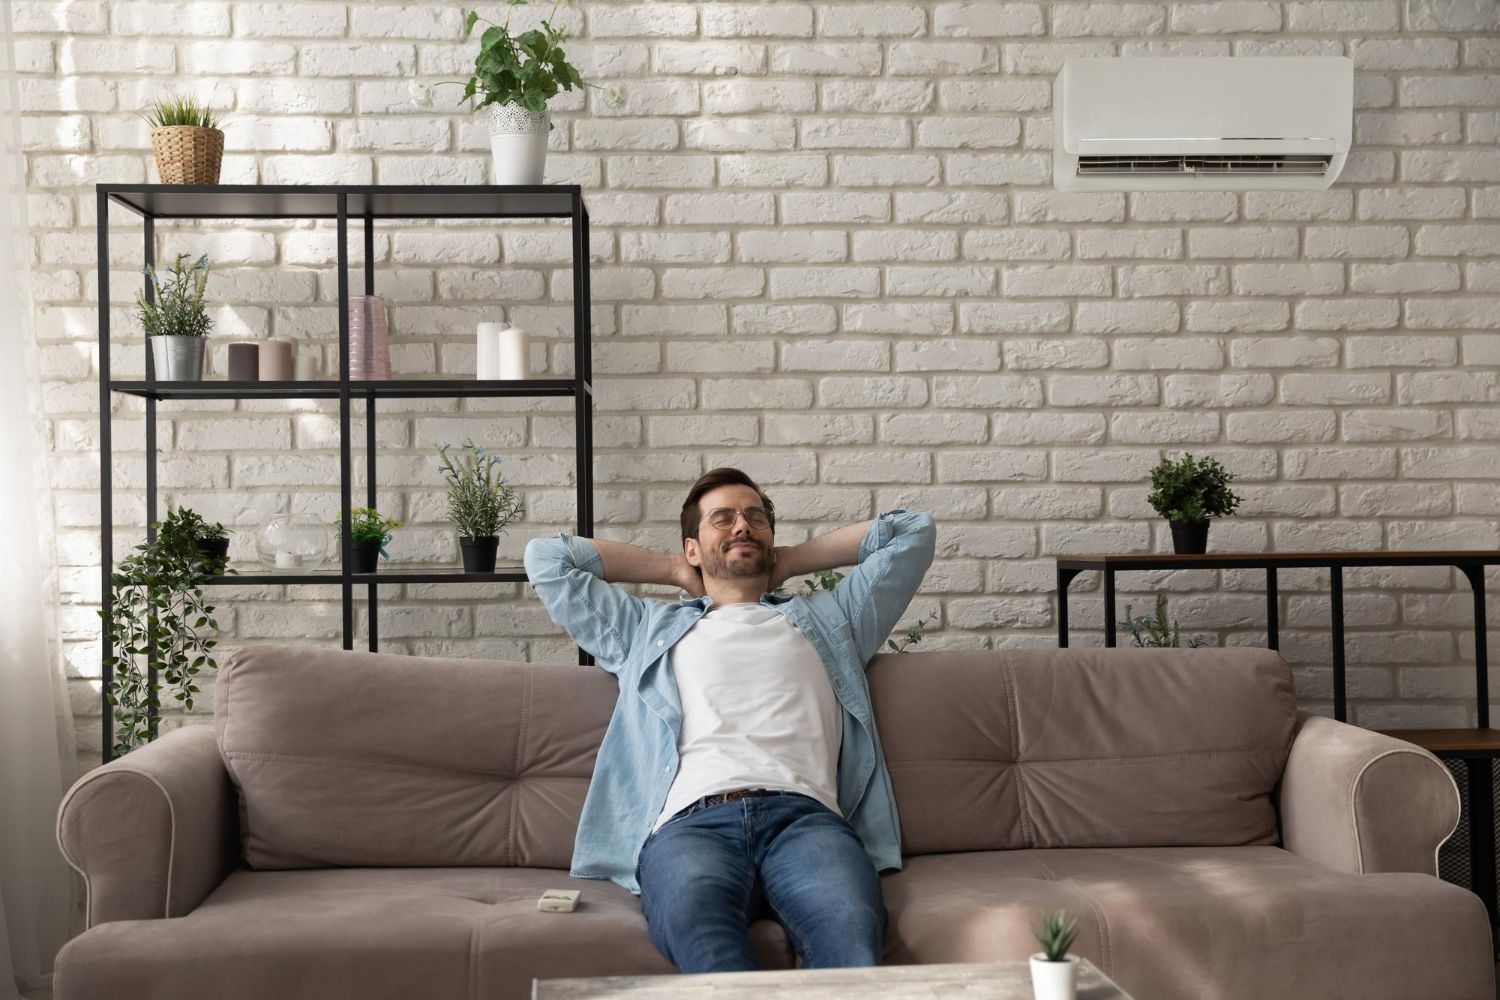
[348,295,390,380]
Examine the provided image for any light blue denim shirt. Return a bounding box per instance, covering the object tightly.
[523,509,936,895]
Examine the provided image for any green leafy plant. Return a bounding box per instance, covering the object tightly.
[1121,593,1209,649]
[772,568,937,653]
[1147,453,1242,525]
[887,610,939,654]
[338,507,401,559]
[137,253,212,339]
[438,440,523,538]
[98,507,232,758]
[458,1,586,117]
[1032,910,1079,963]
[140,94,222,130]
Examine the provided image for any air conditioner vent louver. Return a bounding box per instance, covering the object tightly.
[1077,154,1332,177]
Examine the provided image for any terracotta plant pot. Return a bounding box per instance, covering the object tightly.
[151,125,224,184]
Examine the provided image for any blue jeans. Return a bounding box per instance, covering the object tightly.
[635,793,887,973]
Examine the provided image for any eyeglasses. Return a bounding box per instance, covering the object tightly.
[701,506,773,531]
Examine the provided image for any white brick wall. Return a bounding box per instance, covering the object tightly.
[21,0,1500,771]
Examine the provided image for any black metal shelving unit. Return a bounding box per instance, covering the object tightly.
[97,184,595,763]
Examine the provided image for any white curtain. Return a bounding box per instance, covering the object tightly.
[0,0,79,995]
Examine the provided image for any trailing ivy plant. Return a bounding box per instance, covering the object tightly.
[459,1,586,117]
[98,507,231,757]
[773,568,938,653]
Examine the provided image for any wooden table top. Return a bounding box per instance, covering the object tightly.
[534,958,1134,999]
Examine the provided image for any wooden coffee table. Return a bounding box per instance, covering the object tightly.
[533,959,1136,998]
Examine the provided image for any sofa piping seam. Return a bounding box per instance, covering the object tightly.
[221,749,590,783]
[56,766,179,927]
[1348,746,1459,876]
[887,747,1283,769]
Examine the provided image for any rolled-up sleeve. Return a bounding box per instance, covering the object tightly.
[831,509,936,664]
[524,534,649,674]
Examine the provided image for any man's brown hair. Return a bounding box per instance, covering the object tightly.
[680,467,776,544]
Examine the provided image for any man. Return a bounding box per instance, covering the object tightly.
[523,468,935,973]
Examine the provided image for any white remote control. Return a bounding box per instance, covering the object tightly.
[538,889,581,913]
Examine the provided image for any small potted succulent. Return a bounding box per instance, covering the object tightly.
[438,440,522,573]
[174,507,229,563]
[459,1,585,184]
[1030,910,1080,1000]
[1147,453,1242,555]
[142,94,224,184]
[339,507,400,574]
[138,253,212,381]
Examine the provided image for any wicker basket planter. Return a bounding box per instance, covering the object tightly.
[150,125,223,184]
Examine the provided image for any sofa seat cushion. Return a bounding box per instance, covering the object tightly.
[882,846,1492,1000]
[55,867,794,1000]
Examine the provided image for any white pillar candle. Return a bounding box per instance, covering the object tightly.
[476,322,507,380]
[497,324,529,380]
[294,354,318,381]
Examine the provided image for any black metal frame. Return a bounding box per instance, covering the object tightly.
[1056,550,1499,947]
[97,184,595,763]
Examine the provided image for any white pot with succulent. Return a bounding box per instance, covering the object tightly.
[458,1,586,185]
[1029,910,1080,1000]
[139,253,213,381]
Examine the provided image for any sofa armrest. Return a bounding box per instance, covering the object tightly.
[56,723,239,927]
[1278,711,1460,876]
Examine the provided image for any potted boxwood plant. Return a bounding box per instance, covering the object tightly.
[339,507,400,574]
[1147,453,1242,555]
[1030,910,1080,1000]
[438,440,522,573]
[97,506,232,758]
[458,1,586,184]
[142,94,224,184]
[138,252,212,381]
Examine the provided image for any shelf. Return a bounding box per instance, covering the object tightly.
[1376,728,1500,756]
[110,378,587,400]
[205,565,529,585]
[101,184,582,221]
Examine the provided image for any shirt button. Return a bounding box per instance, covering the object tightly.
[657,640,664,646]
[663,765,671,773]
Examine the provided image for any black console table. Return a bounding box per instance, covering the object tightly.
[1055,550,1500,949]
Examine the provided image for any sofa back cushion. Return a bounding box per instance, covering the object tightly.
[215,644,616,870]
[871,647,1297,855]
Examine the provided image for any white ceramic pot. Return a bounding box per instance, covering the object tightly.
[1029,954,1079,1000]
[487,102,549,185]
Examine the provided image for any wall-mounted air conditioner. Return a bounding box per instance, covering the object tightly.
[1053,56,1353,192]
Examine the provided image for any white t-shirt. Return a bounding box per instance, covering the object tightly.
[653,602,844,831]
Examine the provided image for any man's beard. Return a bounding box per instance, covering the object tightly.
[699,535,768,580]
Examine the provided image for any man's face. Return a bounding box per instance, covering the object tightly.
[684,484,774,582]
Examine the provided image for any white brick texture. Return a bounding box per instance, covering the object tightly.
[26,0,1500,768]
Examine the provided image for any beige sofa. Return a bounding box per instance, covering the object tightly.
[55,644,1493,999]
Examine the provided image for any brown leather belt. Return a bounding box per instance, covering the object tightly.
[701,787,795,808]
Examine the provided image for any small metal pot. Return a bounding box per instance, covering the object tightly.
[150,335,206,381]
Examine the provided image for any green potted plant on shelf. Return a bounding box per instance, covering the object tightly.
[438,440,523,573]
[458,0,586,184]
[98,506,232,758]
[1147,453,1242,555]
[1121,593,1209,648]
[138,252,213,382]
[142,93,224,184]
[1029,910,1080,1000]
[339,507,401,574]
